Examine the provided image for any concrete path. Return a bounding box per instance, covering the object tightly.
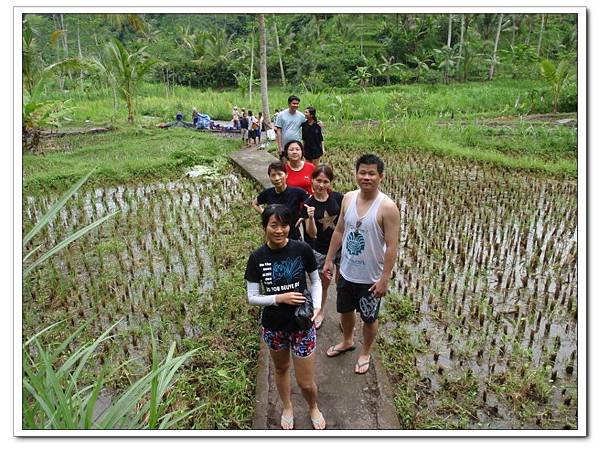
[228,148,400,431]
[229,147,278,190]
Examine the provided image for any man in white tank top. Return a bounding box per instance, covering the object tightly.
[323,154,400,374]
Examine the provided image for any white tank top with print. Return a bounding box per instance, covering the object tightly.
[339,191,386,284]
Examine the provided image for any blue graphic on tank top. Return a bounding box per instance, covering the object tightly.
[345,230,366,256]
[272,257,304,283]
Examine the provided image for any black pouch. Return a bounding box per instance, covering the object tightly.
[294,289,314,330]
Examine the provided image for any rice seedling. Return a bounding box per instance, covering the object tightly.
[22,163,263,428]
[326,146,577,429]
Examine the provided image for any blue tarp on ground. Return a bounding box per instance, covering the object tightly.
[195,114,212,129]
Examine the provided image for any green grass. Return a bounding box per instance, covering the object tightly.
[31,78,577,181]
[325,119,576,177]
[24,127,240,195]
[52,78,556,124]
[138,179,264,429]
[23,320,199,429]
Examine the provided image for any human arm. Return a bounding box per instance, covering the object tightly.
[275,114,284,155]
[307,269,322,321]
[369,198,400,298]
[252,198,264,214]
[276,127,283,155]
[247,282,276,306]
[247,282,307,306]
[319,125,325,154]
[323,192,350,280]
[252,190,268,214]
[304,203,317,239]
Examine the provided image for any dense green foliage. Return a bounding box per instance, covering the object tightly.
[24,13,577,91]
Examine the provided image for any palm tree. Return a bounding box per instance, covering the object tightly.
[433,45,456,84]
[203,29,236,68]
[488,13,505,81]
[540,59,571,113]
[22,19,41,93]
[258,14,271,130]
[103,14,146,34]
[105,38,156,123]
[272,15,286,86]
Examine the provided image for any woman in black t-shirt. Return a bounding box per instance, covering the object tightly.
[245,204,326,430]
[301,107,324,166]
[302,165,343,330]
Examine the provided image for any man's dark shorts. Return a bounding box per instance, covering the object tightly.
[336,274,382,323]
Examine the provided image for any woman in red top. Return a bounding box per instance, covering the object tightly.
[284,140,315,196]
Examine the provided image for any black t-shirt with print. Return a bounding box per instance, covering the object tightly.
[301,192,344,254]
[256,186,309,240]
[245,239,317,331]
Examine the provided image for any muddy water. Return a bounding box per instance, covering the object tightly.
[326,150,577,429]
[23,171,252,366]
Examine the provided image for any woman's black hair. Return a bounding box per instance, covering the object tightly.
[261,204,293,229]
[284,140,304,158]
[311,164,334,182]
[306,106,317,121]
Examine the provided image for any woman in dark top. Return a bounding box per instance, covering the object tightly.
[301,106,324,166]
[245,204,326,430]
[302,165,343,330]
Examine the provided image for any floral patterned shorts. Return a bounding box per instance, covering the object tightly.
[261,325,317,358]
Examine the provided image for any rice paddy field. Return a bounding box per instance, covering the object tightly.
[322,148,578,429]
[22,79,579,429]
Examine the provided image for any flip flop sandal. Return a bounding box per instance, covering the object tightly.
[326,344,356,357]
[355,355,371,375]
[281,414,294,430]
[311,412,326,430]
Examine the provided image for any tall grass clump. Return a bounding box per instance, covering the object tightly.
[23,320,199,429]
[22,169,200,430]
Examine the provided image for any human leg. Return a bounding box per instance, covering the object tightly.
[292,353,325,429]
[355,319,378,374]
[354,285,382,374]
[270,347,294,428]
[315,272,329,329]
[326,275,357,356]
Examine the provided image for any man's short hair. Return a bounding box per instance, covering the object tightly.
[288,95,301,104]
[261,204,293,229]
[268,161,287,175]
[356,154,384,174]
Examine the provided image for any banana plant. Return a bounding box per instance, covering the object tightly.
[22,73,75,154]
